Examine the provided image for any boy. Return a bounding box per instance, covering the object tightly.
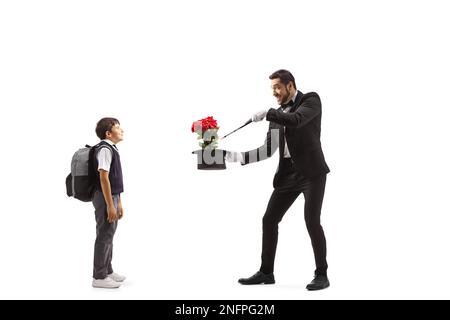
[91,117,125,288]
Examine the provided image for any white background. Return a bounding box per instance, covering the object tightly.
[1,0,450,300]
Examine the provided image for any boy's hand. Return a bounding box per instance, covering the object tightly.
[117,202,124,220]
[107,205,118,223]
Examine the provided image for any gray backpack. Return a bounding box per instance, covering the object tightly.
[66,143,112,202]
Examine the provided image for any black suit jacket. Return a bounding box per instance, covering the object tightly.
[242,91,330,186]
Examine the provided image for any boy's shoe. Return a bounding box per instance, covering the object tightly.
[92,276,121,288]
[108,272,126,282]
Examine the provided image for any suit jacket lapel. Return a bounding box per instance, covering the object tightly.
[290,90,303,112]
[281,91,302,157]
[273,91,302,158]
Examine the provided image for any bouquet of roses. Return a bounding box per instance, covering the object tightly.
[191,116,226,170]
[191,116,220,150]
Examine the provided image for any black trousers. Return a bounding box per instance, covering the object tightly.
[260,159,328,276]
[92,190,119,279]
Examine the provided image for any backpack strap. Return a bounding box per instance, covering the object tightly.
[95,142,114,158]
[89,142,114,176]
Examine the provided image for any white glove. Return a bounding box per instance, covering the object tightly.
[251,109,268,122]
[225,151,244,164]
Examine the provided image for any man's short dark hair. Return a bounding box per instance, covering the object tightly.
[96,117,120,140]
[269,69,296,89]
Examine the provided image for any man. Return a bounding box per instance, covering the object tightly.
[225,69,330,290]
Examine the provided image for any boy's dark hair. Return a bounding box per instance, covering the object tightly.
[269,69,297,89]
[95,117,120,140]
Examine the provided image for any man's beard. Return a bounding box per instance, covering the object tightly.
[280,94,290,105]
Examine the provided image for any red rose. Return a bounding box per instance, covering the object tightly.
[192,116,220,150]
[191,120,203,133]
[191,116,218,133]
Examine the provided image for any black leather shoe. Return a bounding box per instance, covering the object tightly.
[306,275,330,290]
[238,271,275,285]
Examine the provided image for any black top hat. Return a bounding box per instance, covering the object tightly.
[192,148,226,170]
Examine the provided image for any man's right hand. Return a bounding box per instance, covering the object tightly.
[107,205,118,223]
[251,110,268,122]
[225,151,244,164]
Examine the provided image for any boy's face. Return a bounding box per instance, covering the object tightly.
[106,123,124,144]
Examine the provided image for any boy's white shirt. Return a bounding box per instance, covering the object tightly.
[97,139,118,172]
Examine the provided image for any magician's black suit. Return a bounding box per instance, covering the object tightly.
[242,91,330,276]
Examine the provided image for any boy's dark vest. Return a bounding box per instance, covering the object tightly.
[93,141,124,195]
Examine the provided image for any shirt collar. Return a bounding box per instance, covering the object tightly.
[102,139,118,151]
[291,91,298,104]
[282,91,298,111]
[102,139,115,146]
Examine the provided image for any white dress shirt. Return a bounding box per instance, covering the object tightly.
[97,139,118,172]
[282,92,297,158]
